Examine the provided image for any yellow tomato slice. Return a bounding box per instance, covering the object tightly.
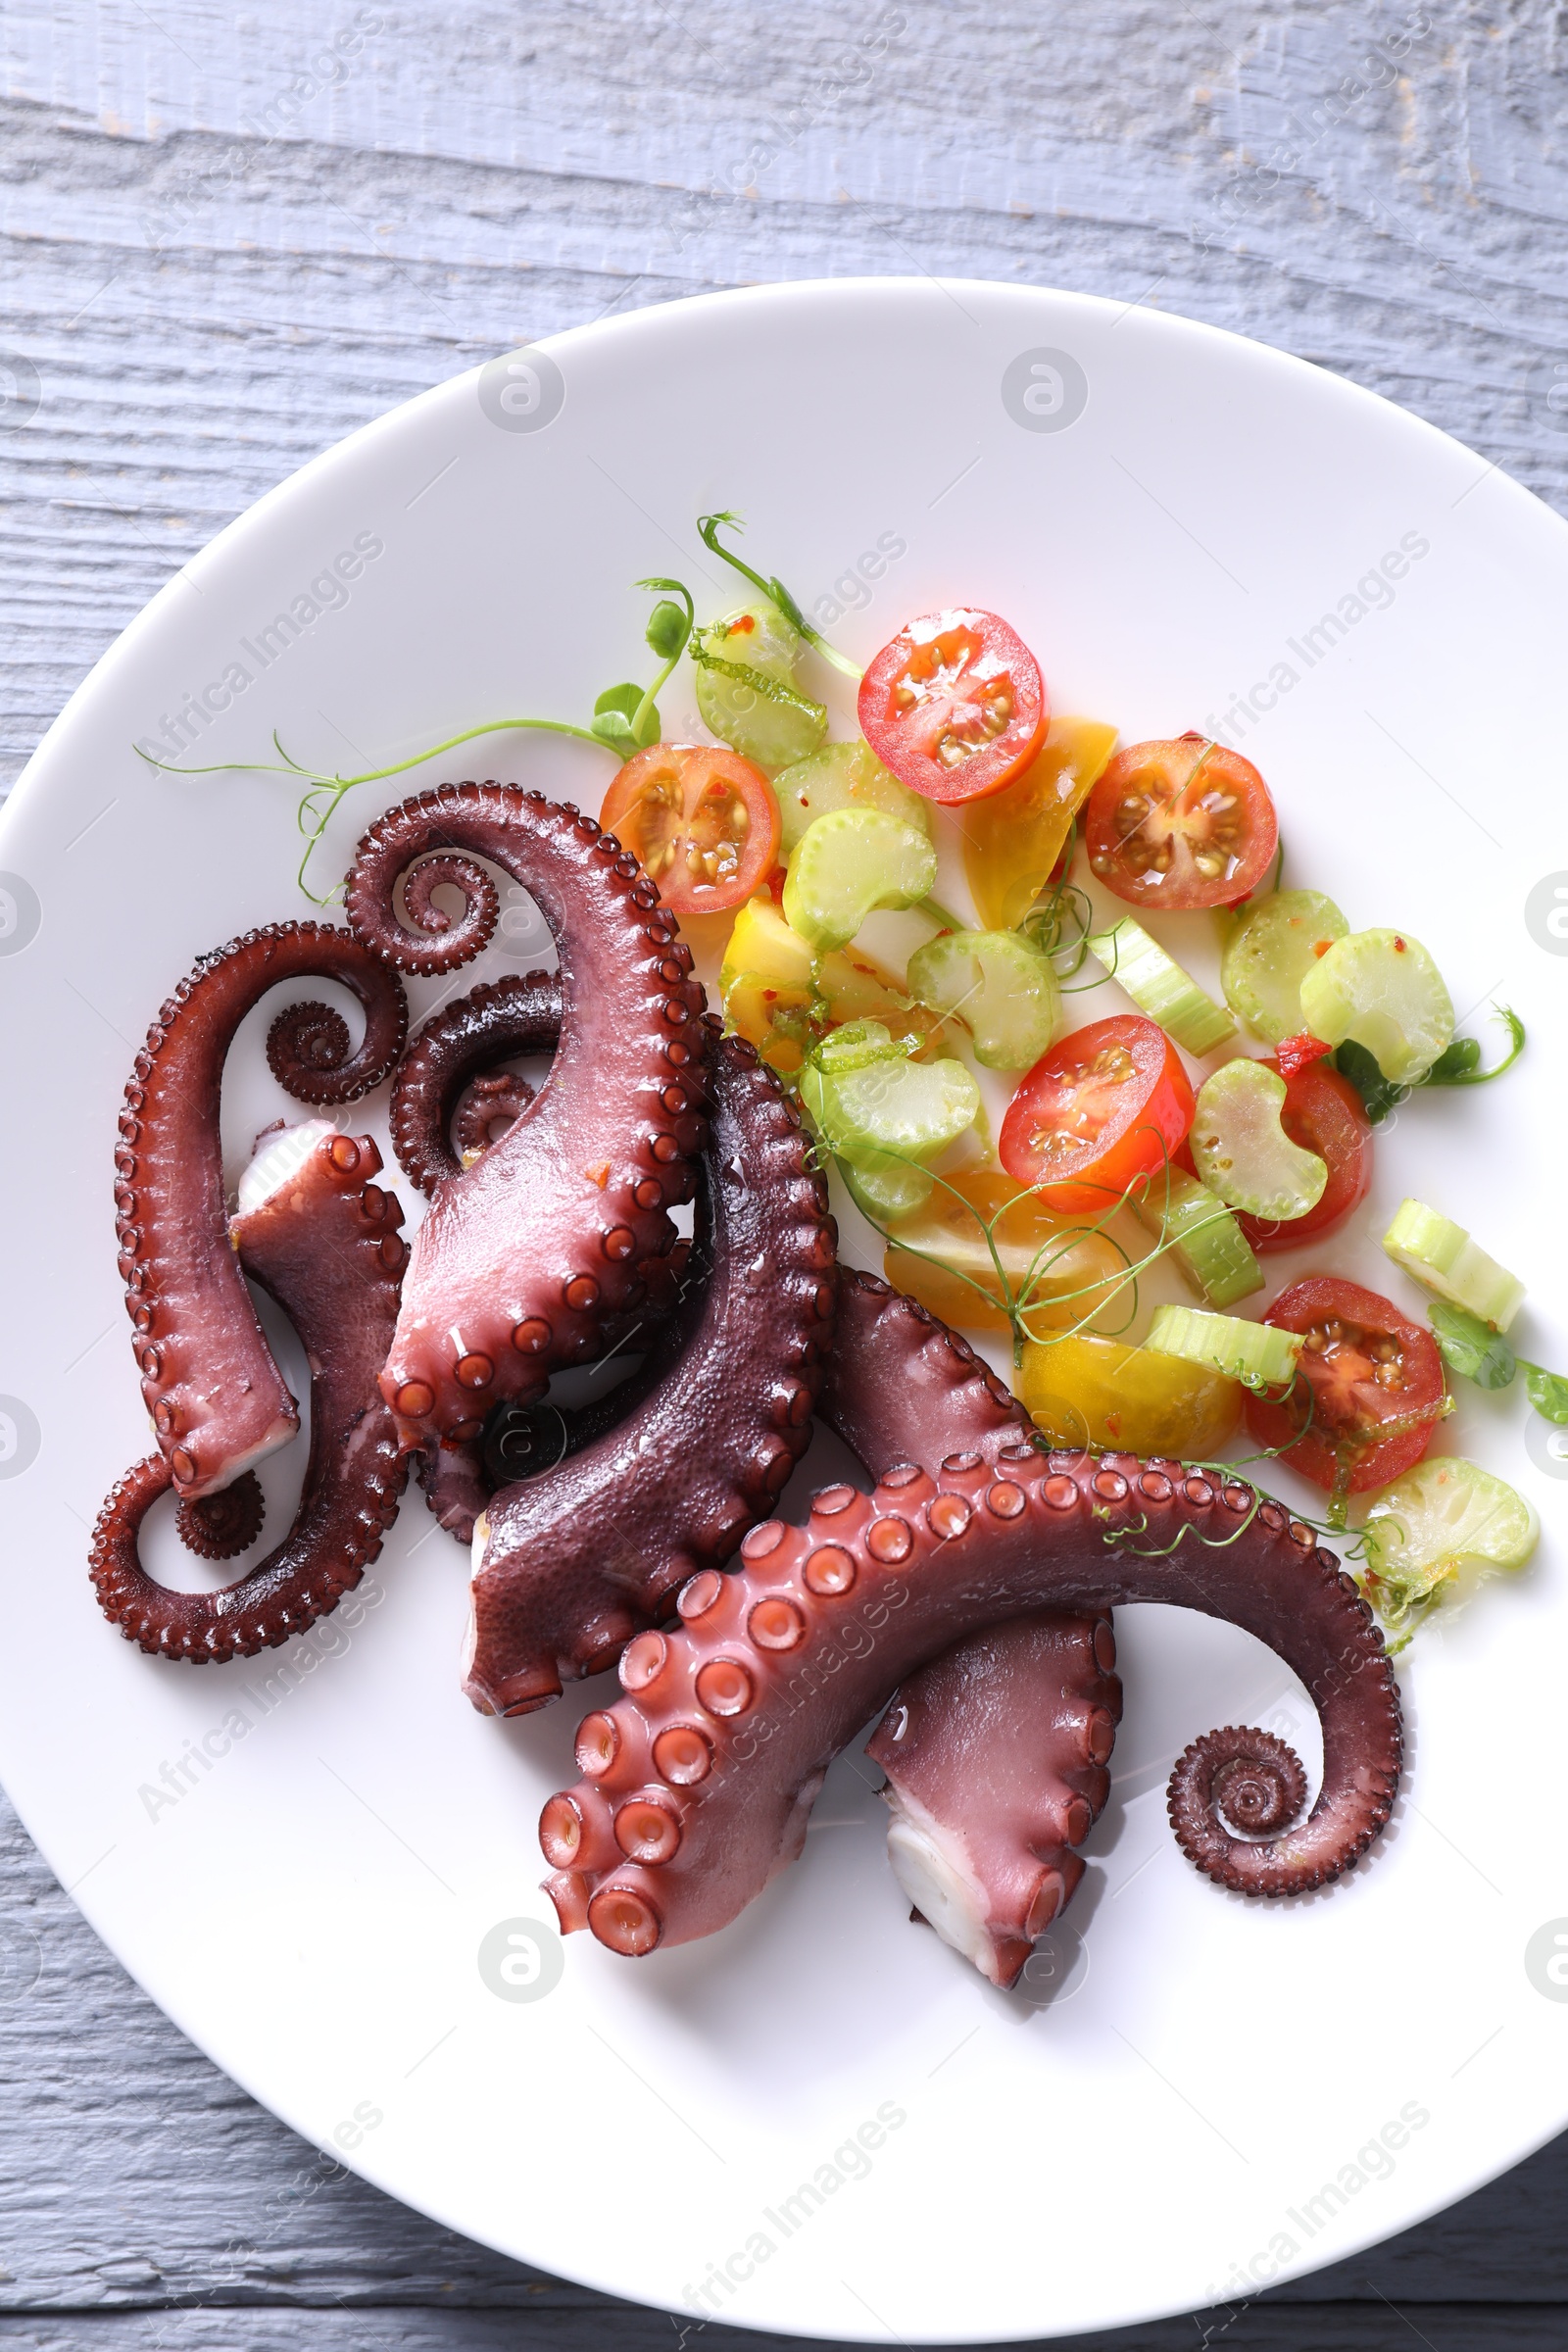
[962,715,1118,933]
[1018,1332,1243,1455]
[883,1170,1131,1340]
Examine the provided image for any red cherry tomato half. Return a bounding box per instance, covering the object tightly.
[1235,1058,1373,1255]
[1245,1277,1445,1499]
[999,1014,1196,1216]
[858,609,1047,805]
[1085,733,1278,909]
[602,743,780,917]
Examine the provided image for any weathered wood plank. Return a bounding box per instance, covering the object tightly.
[4,3,1568,2340]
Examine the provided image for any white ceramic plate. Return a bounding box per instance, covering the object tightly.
[3,280,1568,2346]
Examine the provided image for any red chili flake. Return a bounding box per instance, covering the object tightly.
[728,613,756,636]
[1394,937,1406,952]
[765,864,787,906]
[584,1161,611,1188]
[1276,1031,1334,1077]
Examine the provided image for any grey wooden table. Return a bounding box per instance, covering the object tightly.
[4,3,1567,2342]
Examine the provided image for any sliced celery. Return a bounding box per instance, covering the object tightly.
[906,928,1061,1070]
[840,1158,936,1223]
[1130,1166,1263,1308]
[695,598,828,772]
[1220,889,1348,1044]
[1382,1199,1526,1333]
[1298,927,1454,1084]
[1088,915,1236,1055]
[811,1017,910,1076]
[1190,1058,1328,1220]
[783,808,938,956]
[1146,1303,1303,1391]
[773,739,931,859]
[1363,1456,1539,1625]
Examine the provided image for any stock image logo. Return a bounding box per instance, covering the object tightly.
[1525,871,1568,956]
[1001,347,1089,434]
[494,885,551,960]
[1525,1918,1568,2001]
[0,354,41,430]
[0,873,41,956]
[1526,1416,1568,1482]
[477,1915,564,2003]
[477,347,566,435]
[1015,1919,1092,2007]
[0,1396,41,1481]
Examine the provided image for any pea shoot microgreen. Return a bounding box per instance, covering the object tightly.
[135,575,697,904]
[1424,1298,1568,1429]
[1334,1004,1526,1123]
[697,511,863,681]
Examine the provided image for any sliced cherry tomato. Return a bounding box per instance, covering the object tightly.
[1235,1058,1373,1254]
[858,608,1047,805]
[1245,1277,1445,1499]
[602,744,780,917]
[1085,733,1278,909]
[999,1014,1196,1216]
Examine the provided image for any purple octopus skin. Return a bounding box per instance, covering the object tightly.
[91,1124,410,1662]
[116,923,409,1501]
[342,784,710,1450]
[395,980,1122,1969]
[542,1455,1402,1956]
[389,970,560,1199]
[387,969,692,1547]
[822,1270,1121,1989]
[867,1616,1122,1989]
[463,1032,837,1716]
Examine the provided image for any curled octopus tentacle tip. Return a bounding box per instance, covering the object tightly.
[91,1127,412,1662]
[345,788,712,1438]
[175,1472,265,1560]
[117,924,408,1500]
[542,1446,1402,1956]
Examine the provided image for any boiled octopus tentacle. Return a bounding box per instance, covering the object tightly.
[176,1475,266,1560]
[116,923,408,1500]
[866,1617,1122,1989]
[414,1438,495,1547]
[464,1033,836,1716]
[386,966,690,1546]
[823,1269,1121,1988]
[542,1455,1401,1954]
[820,1265,1040,1476]
[389,971,561,1198]
[342,784,710,1447]
[90,1124,410,1661]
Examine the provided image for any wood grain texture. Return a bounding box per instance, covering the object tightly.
[3,2,1567,2343]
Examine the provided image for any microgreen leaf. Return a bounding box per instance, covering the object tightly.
[696,511,863,679]
[644,600,689,661]
[1522,1363,1568,1423]
[1332,1040,1408,1124]
[1428,1300,1517,1390]
[1423,1037,1479,1082]
[592,682,661,752]
[1420,1004,1526,1088]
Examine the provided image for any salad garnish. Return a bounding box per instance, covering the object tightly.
[137,508,1544,1650]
